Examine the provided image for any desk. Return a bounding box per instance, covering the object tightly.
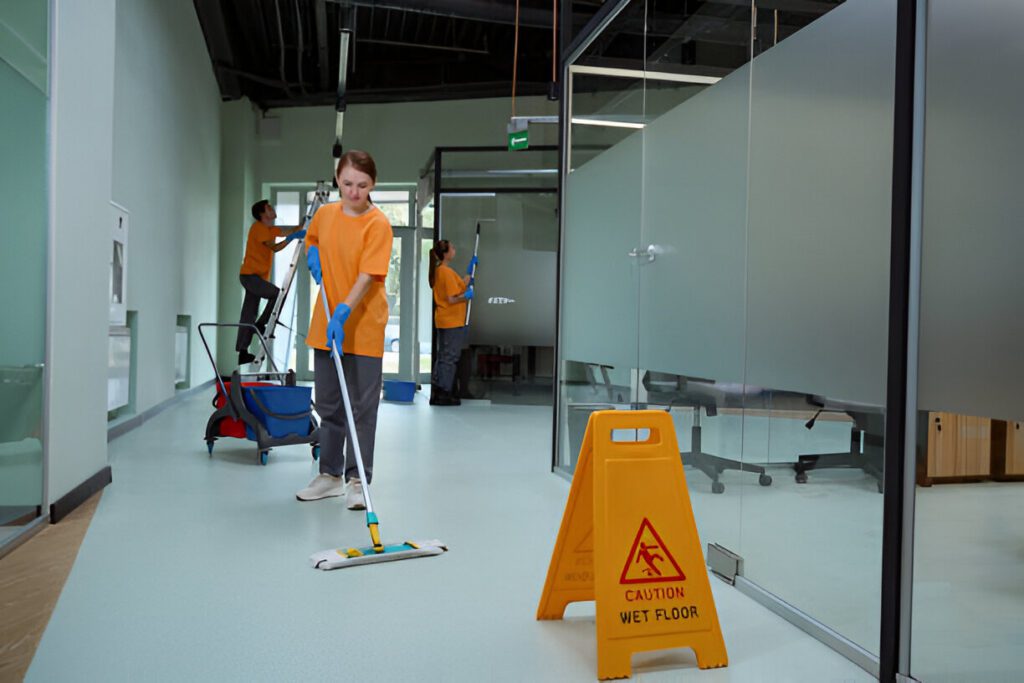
[477,353,520,380]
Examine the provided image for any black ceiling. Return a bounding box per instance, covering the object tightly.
[193,1,843,110]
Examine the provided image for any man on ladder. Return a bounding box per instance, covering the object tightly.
[235,199,306,365]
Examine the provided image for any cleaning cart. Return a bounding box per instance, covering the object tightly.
[198,322,319,466]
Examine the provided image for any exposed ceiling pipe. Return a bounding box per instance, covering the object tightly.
[272,0,295,97]
[295,0,308,95]
[325,0,555,30]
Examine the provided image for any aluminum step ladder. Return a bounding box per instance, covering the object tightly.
[250,181,332,369]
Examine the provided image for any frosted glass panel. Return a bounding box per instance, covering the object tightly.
[917,1,1024,422]
[561,134,642,371]
[440,194,557,348]
[638,70,750,382]
[744,0,895,405]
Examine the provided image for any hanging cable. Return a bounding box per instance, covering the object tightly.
[512,0,520,118]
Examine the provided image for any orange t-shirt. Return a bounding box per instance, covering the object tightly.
[433,264,468,329]
[306,204,393,357]
[239,222,283,280]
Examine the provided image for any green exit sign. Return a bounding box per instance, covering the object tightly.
[508,130,529,151]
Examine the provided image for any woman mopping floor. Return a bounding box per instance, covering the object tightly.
[295,150,391,508]
[300,149,445,569]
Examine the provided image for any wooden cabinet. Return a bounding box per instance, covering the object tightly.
[924,412,991,482]
[992,420,1024,480]
[1008,422,1024,474]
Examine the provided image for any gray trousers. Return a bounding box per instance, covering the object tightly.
[236,274,279,352]
[432,326,466,392]
[313,349,382,483]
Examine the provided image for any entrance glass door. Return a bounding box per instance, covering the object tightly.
[555,2,647,474]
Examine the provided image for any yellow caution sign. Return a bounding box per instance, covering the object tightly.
[537,410,727,679]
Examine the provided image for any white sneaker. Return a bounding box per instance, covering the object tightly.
[296,474,343,501]
[346,478,366,510]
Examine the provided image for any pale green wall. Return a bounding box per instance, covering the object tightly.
[216,100,258,371]
[48,0,117,502]
[0,0,47,91]
[112,0,222,410]
[255,96,560,185]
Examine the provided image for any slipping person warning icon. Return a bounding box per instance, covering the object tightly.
[620,518,686,584]
[636,542,665,577]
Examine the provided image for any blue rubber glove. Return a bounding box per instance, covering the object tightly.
[326,303,351,356]
[463,286,474,301]
[466,255,478,276]
[307,246,322,285]
[287,228,307,242]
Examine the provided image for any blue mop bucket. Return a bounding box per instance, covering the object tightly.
[382,380,416,403]
[242,385,313,439]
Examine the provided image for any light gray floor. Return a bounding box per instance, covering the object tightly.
[28,392,871,682]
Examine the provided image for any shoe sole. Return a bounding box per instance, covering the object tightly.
[296,489,344,501]
[347,500,366,510]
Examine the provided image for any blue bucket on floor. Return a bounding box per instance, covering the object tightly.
[383,380,416,403]
[242,385,313,439]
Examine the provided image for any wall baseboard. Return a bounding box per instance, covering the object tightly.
[107,379,214,442]
[50,466,112,524]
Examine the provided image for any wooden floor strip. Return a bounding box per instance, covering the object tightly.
[0,492,102,683]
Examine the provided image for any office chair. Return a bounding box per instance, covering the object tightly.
[793,396,885,493]
[644,371,773,494]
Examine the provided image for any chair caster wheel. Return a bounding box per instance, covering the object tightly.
[795,472,808,484]
[711,481,725,494]
[759,473,772,486]
[259,450,269,466]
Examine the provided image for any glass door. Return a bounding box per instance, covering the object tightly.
[382,226,419,381]
[1,1,49,550]
[555,1,648,475]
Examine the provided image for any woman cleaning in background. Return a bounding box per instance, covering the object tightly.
[296,150,393,510]
[428,240,475,406]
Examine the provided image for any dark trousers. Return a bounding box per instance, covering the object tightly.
[313,349,382,483]
[235,274,279,352]
[432,326,466,392]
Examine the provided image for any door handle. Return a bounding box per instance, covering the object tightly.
[627,245,657,264]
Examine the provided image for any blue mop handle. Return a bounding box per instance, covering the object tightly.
[465,223,481,326]
[319,286,375,518]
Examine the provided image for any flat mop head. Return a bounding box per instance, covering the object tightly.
[311,539,447,570]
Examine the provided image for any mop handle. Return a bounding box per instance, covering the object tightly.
[464,223,481,326]
[319,286,375,516]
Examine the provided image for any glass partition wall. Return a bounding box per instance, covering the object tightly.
[909,2,1024,680]
[423,147,559,405]
[556,0,899,676]
[1,0,49,552]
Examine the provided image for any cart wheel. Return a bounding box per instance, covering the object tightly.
[712,481,725,494]
[312,445,320,461]
[206,441,214,456]
[795,472,808,484]
[259,450,269,466]
[759,473,773,487]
